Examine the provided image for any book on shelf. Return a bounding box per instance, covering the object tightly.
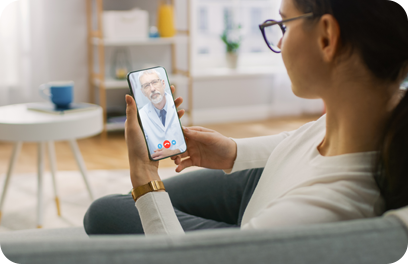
[27,102,98,115]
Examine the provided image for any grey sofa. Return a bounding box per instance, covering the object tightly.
[0,215,407,264]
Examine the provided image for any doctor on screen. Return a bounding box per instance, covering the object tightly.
[137,69,186,160]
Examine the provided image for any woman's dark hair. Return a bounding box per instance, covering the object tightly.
[293,0,408,211]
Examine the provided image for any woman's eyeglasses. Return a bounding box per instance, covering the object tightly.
[259,13,313,53]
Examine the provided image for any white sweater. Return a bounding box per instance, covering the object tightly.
[136,115,385,235]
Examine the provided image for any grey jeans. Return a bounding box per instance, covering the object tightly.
[83,168,263,235]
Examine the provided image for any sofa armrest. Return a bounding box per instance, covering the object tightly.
[1,216,407,264]
[0,227,87,241]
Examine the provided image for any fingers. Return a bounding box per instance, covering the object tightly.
[179,151,189,158]
[174,156,183,164]
[178,109,185,118]
[174,96,183,108]
[176,158,194,173]
[172,85,184,110]
[183,127,215,143]
[171,150,188,161]
[125,95,139,129]
[172,155,181,165]
[171,150,189,166]
[184,126,214,133]
[171,151,189,159]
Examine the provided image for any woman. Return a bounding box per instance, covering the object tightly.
[84,0,408,235]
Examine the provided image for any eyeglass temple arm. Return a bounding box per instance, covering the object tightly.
[260,13,313,28]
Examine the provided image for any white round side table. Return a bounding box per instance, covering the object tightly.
[0,103,103,228]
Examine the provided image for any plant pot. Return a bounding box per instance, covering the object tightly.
[226,52,239,69]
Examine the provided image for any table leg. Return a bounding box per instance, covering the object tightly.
[0,142,22,224]
[37,142,45,228]
[69,139,94,201]
[47,141,61,216]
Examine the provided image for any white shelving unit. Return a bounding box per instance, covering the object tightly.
[86,0,191,136]
[86,0,288,131]
[92,35,189,46]
[93,74,189,89]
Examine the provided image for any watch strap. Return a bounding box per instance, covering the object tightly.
[131,180,165,201]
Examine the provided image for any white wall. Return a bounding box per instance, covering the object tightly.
[26,0,88,104]
[180,74,323,125]
[22,0,323,125]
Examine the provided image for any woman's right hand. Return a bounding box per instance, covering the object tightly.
[171,127,237,172]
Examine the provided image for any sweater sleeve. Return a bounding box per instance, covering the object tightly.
[135,192,185,235]
[227,131,294,174]
[384,206,408,228]
[241,179,382,229]
[134,132,292,235]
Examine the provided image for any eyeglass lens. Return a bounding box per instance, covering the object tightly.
[142,79,161,90]
[264,24,283,52]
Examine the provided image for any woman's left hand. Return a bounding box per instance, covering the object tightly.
[125,94,160,189]
[125,85,185,189]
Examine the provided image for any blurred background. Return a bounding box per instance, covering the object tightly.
[0,0,324,125]
[0,0,406,231]
[0,0,327,174]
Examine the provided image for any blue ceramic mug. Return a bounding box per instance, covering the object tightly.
[40,81,74,109]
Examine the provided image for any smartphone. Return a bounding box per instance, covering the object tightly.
[127,66,187,161]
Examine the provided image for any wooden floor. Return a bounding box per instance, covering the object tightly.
[0,115,321,174]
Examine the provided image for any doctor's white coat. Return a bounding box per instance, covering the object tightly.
[139,93,186,156]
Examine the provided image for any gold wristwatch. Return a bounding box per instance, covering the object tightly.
[131,180,166,201]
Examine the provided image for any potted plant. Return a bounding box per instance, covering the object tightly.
[221,16,242,69]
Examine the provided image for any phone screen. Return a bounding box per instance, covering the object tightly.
[127,66,187,161]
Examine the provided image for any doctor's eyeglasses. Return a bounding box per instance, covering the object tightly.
[141,79,161,90]
[259,13,313,53]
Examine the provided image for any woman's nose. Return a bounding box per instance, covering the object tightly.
[277,37,283,50]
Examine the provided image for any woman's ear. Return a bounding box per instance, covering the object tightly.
[317,14,341,63]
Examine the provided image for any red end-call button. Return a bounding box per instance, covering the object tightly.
[163,140,171,149]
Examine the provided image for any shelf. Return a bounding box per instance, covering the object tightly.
[87,0,192,134]
[93,74,189,89]
[191,66,287,80]
[92,36,188,47]
[93,68,284,88]
[94,79,128,89]
[105,121,125,131]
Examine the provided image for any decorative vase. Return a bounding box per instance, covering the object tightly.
[157,2,176,38]
[226,52,239,69]
[112,48,132,80]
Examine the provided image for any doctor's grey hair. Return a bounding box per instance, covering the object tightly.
[138,69,162,88]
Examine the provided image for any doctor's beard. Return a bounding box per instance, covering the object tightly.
[150,92,164,104]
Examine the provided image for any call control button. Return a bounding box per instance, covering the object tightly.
[158,144,163,149]
[163,140,171,149]
[172,140,176,145]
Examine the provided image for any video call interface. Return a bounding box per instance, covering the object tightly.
[128,67,187,160]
